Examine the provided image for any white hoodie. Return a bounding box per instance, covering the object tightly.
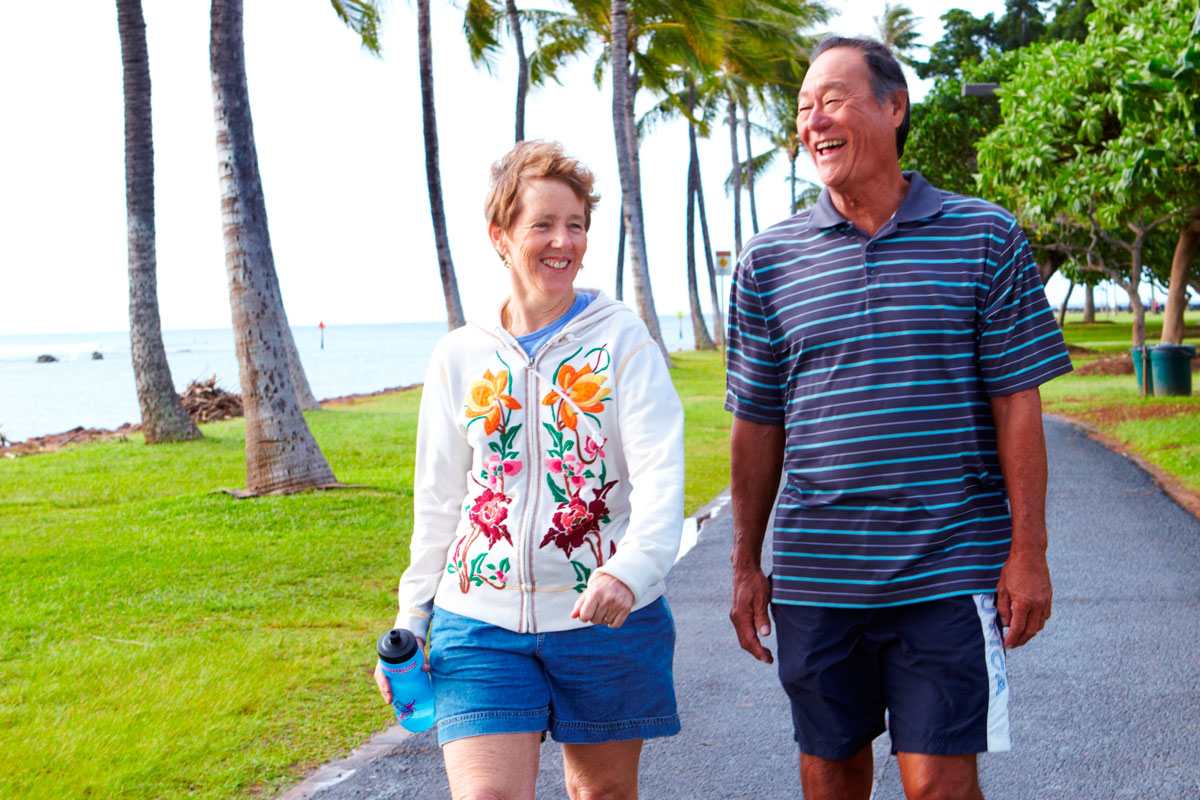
[396,291,685,637]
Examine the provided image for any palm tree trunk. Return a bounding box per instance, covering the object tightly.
[1083,283,1095,323]
[615,213,625,301]
[743,109,758,234]
[273,285,319,409]
[695,159,724,349]
[686,79,714,351]
[789,152,797,214]
[118,0,200,445]
[210,0,335,494]
[418,0,466,330]
[728,94,742,254]
[610,0,670,364]
[505,0,529,142]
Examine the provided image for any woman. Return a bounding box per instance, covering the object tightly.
[375,140,685,799]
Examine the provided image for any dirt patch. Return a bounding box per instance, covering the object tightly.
[1065,343,1098,355]
[1067,402,1200,427]
[1074,353,1135,376]
[320,384,420,407]
[1,423,140,457]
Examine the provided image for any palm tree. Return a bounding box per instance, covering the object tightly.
[875,2,923,68]
[464,0,533,141]
[116,0,200,444]
[209,0,345,494]
[418,0,467,329]
[685,76,717,350]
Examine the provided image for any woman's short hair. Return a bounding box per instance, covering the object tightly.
[485,140,600,232]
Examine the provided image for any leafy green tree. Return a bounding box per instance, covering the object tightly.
[978,0,1199,348]
[463,0,537,141]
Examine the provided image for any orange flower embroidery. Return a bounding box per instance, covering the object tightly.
[465,369,521,435]
[541,363,610,431]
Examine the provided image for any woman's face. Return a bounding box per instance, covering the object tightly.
[490,178,587,307]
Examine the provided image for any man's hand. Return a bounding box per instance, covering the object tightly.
[730,565,774,663]
[997,551,1052,648]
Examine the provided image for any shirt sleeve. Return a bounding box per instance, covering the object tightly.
[395,344,472,639]
[592,339,685,603]
[977,220,1074,396]
[724,255,785,423]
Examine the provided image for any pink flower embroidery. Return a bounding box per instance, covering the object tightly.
[546,457,563,473]
[469,488,512,548]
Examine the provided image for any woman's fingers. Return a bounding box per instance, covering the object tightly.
[373,661,393,704]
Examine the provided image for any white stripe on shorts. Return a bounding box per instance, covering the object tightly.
[973,593,1011,752]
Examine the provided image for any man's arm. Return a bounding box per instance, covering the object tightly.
[990,387,1053,648]
[729,417,785,663]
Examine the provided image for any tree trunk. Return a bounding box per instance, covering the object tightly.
[1057,280,1074,329]
[418,0,466,330]
[273,285,319,409]
[1083,283,1095,323]
[210,0,335,494]
[695,153,724,349]
[1129,237,1146,349]
[505,0,528,142]
[743,109,758,235]
[1037,249,1065,285]
[789,153,797,214]
[610,0,670,364]
[1161,210,1200,345]
[118,0,200,444]
[615,213,625,301]
[728,94,742,255]
[686,79,715,350]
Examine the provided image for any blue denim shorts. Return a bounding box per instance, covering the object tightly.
[428,598,681,746]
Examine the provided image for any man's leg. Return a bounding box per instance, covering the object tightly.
[799,746,873,800]
[896,753,983,800]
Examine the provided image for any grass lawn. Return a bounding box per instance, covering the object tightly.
[1043,311,1200,494]
[0,351,730,800]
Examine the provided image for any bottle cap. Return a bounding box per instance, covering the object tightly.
[376,628,418,664]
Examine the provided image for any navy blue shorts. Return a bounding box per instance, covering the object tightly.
[428,598,681,746]
[774,593,1010,760]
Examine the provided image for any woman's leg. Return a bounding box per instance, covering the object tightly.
[443,732,542,800]
[561,739,643,800]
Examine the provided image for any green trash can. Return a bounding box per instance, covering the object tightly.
[1130,346,1153,394]
[1149,344,1196,397]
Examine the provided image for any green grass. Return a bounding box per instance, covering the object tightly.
[1043,311,1200,493]
[0,351,729,800]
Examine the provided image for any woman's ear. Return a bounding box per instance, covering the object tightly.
[488,220,507,261]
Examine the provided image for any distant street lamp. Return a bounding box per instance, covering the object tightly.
[962,82,1000,97]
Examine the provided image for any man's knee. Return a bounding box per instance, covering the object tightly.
[897,753,982,800]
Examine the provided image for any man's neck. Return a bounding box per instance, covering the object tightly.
[829,170,911,237]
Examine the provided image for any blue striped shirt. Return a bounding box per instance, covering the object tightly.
[725,173,1073,609]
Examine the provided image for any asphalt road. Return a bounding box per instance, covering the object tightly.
[299,417,1200,799]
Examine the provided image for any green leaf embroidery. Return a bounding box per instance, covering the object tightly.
[498,557,511,574]
[571,560,592,584]
[547,474,569,503]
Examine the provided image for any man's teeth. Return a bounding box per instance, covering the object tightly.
[816,140,846,152]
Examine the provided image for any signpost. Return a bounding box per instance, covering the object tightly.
[715,250,733,322]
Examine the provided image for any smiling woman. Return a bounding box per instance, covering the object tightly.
[374,140,687,800]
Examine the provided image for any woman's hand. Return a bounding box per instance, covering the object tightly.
[571,573,635,628]
[373,636,429,705]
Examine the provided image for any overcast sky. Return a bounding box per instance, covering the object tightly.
[1,0,1012,336]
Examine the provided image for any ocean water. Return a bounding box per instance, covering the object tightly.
[0,315,708,443]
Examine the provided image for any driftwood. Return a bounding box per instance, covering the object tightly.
[180,376,243,423]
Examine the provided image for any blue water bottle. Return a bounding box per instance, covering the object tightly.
[376,628,435,732]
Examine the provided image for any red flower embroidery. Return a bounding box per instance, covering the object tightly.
[469,488,512,547]
[540,480,617,560]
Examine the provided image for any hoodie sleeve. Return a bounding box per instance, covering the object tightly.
[592,338,685,602]
[395,344,471,639]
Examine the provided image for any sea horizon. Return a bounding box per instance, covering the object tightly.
[1,316,711,443]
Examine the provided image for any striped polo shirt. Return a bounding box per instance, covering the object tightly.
[725,172,1073,609]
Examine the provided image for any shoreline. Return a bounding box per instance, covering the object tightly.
[0,383,422,458]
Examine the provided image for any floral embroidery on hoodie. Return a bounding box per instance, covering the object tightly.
[539,346,618,592]
[450,357,523,592]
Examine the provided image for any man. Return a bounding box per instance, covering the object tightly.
[725,36,1072,800]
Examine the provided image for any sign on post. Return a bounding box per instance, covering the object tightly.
[714,250,733,277]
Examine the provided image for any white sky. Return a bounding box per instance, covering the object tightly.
[0,0,1010,336]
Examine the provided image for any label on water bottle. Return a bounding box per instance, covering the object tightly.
[381,661,417,675]
[394,699,418,721]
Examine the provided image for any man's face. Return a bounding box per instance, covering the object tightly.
[797,47,906,194]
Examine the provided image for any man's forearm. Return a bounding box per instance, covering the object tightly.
[730,417,785,569]
[989,387,1049,555]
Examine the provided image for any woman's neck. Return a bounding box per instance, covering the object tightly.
[503,290,578,336]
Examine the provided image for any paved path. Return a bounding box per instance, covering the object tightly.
[296,417,1200,799]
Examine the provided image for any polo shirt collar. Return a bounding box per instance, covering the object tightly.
[806,171,943,232]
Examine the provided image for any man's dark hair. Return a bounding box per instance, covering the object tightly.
[810,36,911,158]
